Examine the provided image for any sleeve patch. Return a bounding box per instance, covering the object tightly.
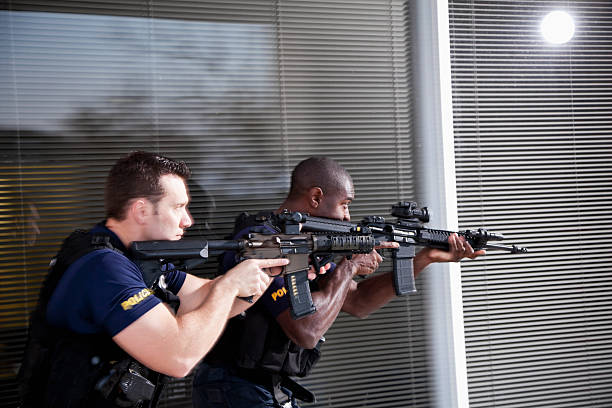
[121,288,154,310]
[270,286,288,301]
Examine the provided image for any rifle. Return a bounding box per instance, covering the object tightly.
[130,219,378,319]
[130,202,527,320]
[293,201,527,296]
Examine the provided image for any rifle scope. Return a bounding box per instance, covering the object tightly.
[391,201,430,223]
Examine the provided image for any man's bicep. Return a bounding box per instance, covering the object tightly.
[112,303,180,373]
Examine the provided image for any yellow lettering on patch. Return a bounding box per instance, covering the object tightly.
[271,287,287,301]
[121,288,154,310]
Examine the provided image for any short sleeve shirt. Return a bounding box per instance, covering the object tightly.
[259,276,291,317]
[46,223,186,337]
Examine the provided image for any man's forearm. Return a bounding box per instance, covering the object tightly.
[311,260,358,326]
[341,272,395,318]
[113,277,239,378]
[164,277,239,376]
[342,251,434,318]
[279,260,357,348]
[229,294,262,317]
[412,249,435,278]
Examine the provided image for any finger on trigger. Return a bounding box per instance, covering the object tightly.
[256,257,290,268]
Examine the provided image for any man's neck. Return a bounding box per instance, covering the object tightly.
[276,198,307,214]
[105,218,137,249]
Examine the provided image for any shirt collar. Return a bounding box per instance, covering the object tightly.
[90,220,129,254]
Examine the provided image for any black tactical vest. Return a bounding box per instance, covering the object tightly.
[18,229,166,408]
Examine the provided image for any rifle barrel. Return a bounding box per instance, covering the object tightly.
[484,243,528,254]
[208,240,249,251]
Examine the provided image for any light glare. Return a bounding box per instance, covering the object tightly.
[541,10,575,44]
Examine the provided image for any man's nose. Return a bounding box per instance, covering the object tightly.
[182,209,193,228]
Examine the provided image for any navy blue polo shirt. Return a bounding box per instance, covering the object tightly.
[46,223,186,337]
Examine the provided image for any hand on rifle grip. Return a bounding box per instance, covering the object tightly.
[224,258,290,300]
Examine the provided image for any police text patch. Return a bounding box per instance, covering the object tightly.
[121,288,153,310]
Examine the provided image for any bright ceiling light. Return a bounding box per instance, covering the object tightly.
[541,10,575,44]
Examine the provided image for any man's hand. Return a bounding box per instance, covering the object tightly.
[250,258,330,281]
[341,241,399,277]
[221,258,290,298]
[422,233,486,263]
[345,242,399,276]
[308,263,331,280]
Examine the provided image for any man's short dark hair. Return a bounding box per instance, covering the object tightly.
[105,151,191,220]
[288,156,352,199]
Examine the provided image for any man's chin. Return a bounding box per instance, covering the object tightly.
[156,235,182,241]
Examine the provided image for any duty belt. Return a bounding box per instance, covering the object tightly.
[235,367,315,404]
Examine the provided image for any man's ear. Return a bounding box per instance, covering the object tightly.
[308,187,324,209]
[130,199,150,225]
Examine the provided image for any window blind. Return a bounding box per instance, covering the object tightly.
[0,1,423,406]
[449,1,612,407]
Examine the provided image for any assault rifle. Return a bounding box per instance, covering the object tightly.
[293,201,527,296]
[130,201,527,320]
[130,219,378,319]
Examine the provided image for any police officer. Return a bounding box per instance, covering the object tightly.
[192,156,485,408]
[18,151,289,407]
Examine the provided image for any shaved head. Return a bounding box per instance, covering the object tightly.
[288,156,352,200]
